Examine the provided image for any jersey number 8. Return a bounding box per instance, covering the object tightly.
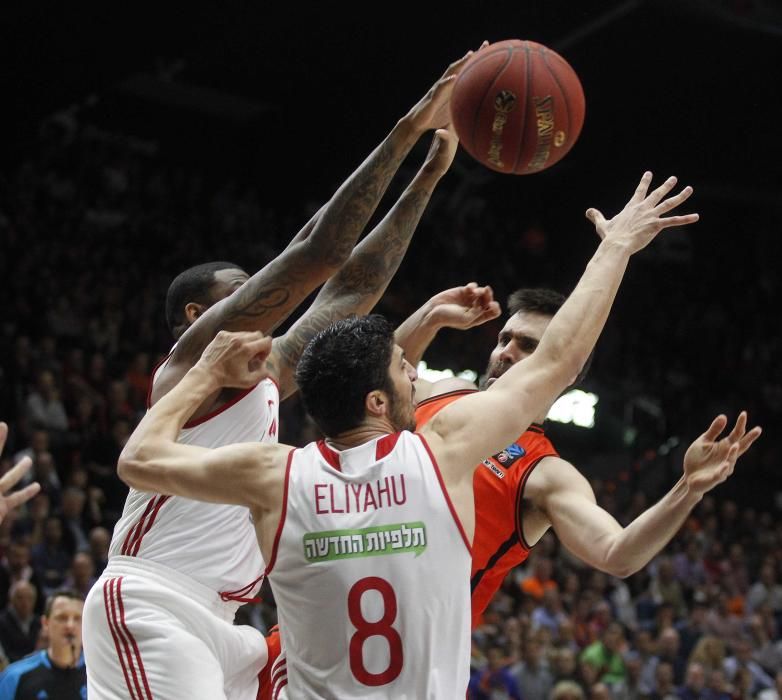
[348,576,403,686]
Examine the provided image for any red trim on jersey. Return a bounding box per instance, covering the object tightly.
[125,495,171,557]
[145,351,173,410]
[103,578,138,700]
[375,433,401,460]
[116,577,154,700]
[415,433,472,554]
[220,573,265,604]
[316,440,342,472]
[121,497,158,556]
[183,385,256,428]
[264,449,295,576]
[528,423,545,434]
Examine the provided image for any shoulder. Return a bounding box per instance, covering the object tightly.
[0,650,46,685]
[524,455,590,502]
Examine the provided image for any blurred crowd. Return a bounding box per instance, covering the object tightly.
[0,115,780,699]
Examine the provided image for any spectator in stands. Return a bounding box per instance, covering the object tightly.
[0,582,39,662]
[677,662,707,700]
[534,589,569,639]
[30,518,69,597]
[581,622,627,687]
[87,527,109,577]
[23,371,67,437]
[522,555,558,602]
[723,637,774,697]
[748,564,782,615]
[469,645,521,700]
[758,671,782,700]
[512,634,554,700]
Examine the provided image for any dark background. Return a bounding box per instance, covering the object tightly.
[2,0,781,504]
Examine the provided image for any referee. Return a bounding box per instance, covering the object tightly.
[0,589,85,699]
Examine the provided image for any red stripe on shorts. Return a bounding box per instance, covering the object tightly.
[116,577,154,699]
[102,578,138,700]
[107,577,147,699]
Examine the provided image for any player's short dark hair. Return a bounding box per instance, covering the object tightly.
[296,315,395,436]
[507,288,566,317]
[44,588,83,617]
[165,261,245,338]
[507,287,593,386]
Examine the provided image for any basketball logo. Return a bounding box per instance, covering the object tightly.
[494,90,517,113]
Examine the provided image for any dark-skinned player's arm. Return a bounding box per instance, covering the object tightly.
[267,125,461,399]
[422,172,700,485]
[166,49,480,375]
[394,282,500,403]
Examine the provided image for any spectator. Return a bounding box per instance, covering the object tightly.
[723,637,774,697]
[677,662,707,700]
[62,553,95,600]
[87,527,110,577]
[649,558,687,620]
[748,564,782,615]
[0,583,39,662]
[23,371,68,436]
[677,599,709,660]
[469,645,522,700]
[0,545,42,616]
[30,518,70,597]
[689,636,727,677]
[521,556,558,603]
[0,589,86,698]
[580,622,627,687]
[551,680,586,700]
[58,487,89,554]
[511,635,554,700]
[758,671,782,700]
[534,589,569,639]
[648,661,679,700]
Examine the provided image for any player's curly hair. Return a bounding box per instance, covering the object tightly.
[296,315,395,436]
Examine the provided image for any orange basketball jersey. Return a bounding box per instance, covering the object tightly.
[415,389,558,626]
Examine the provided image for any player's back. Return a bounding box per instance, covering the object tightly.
[267,431,471,699]
[109,354,279,602]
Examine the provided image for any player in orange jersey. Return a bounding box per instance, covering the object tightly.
[402,185,762,628]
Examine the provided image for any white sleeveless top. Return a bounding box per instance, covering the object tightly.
[109,355,279,607]
[266,431,471,699]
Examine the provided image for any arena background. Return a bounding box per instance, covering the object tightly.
[1,0,782,692]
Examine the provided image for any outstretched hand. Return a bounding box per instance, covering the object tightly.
[586,171,699,254]
[405,41,488,134]
[197,331,273,389]
[0,422,40,524]
[683,412,762,497]
[427,282,501,330]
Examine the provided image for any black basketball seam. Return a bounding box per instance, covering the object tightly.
[467,46,513,157]
[511,42,532,174]
[541,48,572,170]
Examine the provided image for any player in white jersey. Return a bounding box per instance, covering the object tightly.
[82,49,475,700]
[113,172,744,698]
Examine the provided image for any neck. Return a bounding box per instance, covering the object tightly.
[49,643,80,669]
[327,418,396,451]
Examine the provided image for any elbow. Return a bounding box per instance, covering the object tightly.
[600,556,640,579]
[117,446,148,488]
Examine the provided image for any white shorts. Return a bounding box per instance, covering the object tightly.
[83,556,268,700]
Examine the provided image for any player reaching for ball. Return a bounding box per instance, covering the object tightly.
[115,172,711,698]
[81,49,473,700]
[402,173,762,627]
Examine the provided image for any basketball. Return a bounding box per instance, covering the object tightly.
[450,39,585,175]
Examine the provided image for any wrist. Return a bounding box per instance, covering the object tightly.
[396,114,426,140]
[188,362,223,395]
[676,475,704,506]
[597,237,634,257]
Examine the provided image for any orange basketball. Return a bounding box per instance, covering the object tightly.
[450,39,586,175]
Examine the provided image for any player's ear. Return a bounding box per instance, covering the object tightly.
[184,302,207,325]
[365,391,387,418]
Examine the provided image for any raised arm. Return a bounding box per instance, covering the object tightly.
[424,172,699,479]
[395,282,500,402]
[535,413,760,577]
[118,332,289,512]
[169,50,477,369]
[268,125,461,398]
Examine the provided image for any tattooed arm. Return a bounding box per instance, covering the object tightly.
[162,50,476,373]
[268,128,459,399]
[151,50,478,412]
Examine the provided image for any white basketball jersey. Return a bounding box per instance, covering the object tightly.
[109,355,279,603]
[266,431,471,699]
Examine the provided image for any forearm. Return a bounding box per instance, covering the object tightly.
[394,299,442,367]
[603,477,701,576]
[535,239,631,379]
[273,161,443,396]
[119,366,217,479]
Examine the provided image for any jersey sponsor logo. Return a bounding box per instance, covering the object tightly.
[493,442,526,468]
[303,521,427,562]
[481,460,506,479]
